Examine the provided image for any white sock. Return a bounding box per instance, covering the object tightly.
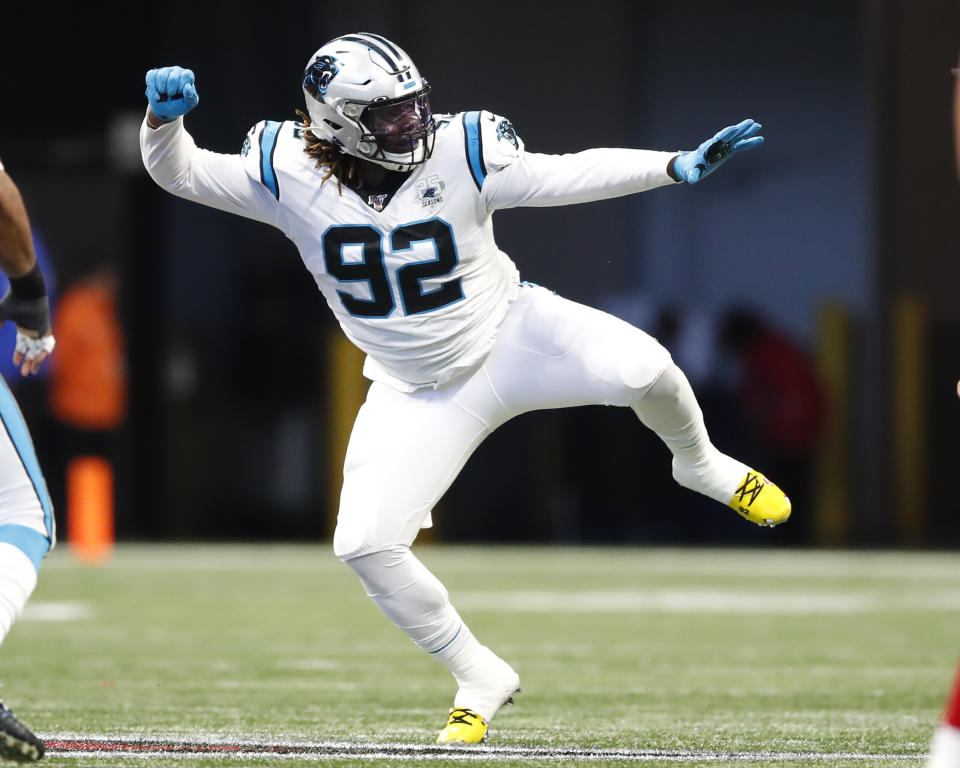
[0,543,38,646]
[632,362,749,504]
[929,722,960,768]
[344,546,514,698]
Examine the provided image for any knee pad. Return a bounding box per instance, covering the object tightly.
[334,483,432,561]
[618,338,671,400]
[333,517,368,561]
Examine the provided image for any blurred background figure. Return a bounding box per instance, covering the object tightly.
[717,307,827,542]
[47,259,126,561]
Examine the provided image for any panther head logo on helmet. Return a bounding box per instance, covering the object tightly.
[303,55,340,103]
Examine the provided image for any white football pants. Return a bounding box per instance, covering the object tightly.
[334,284,673,559]
[0,376,55,646]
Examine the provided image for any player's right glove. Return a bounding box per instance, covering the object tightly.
[145,66,199,122]
[672,119,763,184]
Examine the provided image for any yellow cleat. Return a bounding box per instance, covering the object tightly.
[728,471,791,527]
[436,707,488,744]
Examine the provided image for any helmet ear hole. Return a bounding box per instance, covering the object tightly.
[323,119,343,131]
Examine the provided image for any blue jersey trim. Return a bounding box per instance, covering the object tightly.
[0,525,51,571]
[259,121,282,200]
[0,376,54,543]
[463,112,485,192]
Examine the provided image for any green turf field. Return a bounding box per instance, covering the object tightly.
[3,544,956,767]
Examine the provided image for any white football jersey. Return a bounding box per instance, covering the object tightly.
[140,108,678,390]
[238,111,524,390]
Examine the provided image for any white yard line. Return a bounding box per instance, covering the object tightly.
[45,738,926,762]
[37,545,960,581]
[450,589,960,614]
[20,601,93,621]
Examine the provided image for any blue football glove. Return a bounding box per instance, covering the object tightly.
[145,66,199,122]
[672,119,763,184]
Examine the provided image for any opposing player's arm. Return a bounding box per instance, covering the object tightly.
[140,67,279,225]
[0,161,54,375]
[0,164,35,278]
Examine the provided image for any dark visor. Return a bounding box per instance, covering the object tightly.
[362,86,434,153]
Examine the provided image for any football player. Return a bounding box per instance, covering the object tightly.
[929,658,960,768]
[927,52,960,768]
[140,33,790,744]
[0,159,56,762]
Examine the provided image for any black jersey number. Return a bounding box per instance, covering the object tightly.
[322,219,463,318]
[322,225,394,317]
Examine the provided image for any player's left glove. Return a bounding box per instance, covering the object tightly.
[671,119,763,184]
[0,264,55,376]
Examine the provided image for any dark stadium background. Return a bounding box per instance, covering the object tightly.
[0,0,958,548]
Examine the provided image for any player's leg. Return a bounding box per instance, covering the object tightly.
[333,379,519,743]
[0,377,54,763]
[345,547,519,742]
[929,657,960,767]
[483,285,789,526]
[633,361,790,525]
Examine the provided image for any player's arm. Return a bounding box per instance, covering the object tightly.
[0,162,54,376]
[483,116,763,211]
[484,147,680,210]
[140,66,278,225]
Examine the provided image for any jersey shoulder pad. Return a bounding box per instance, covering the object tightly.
[459,110,525,191]
[240,119,297,201]
[433,112,458,130]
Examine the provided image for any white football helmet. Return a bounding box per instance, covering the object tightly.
[301,33,437,172]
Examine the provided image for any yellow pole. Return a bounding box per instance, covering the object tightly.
[326,332,367,539]
[892,296,927,546]
[814,303,851,546]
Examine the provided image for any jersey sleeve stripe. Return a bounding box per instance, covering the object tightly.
[259,121,282,200]
[463,111,485,192]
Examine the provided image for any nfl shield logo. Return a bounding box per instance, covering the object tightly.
[367,193,389,212]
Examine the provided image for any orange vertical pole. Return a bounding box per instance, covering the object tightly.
[67,456,114,564]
